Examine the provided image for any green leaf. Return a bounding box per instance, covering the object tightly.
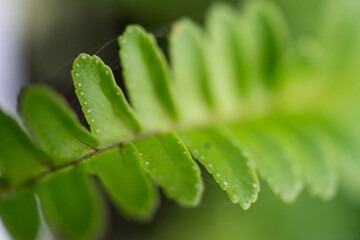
[1,3,360,237]
[321,122,360,201]
[338,139,360,202]
[0,109,49,186]
[86,144,159,221]
[169,19,214,123]
[180,127,259,209]
[119,25,178,131]
[134,132,203,206]
[320,0,360,73]
[36,167,106,240]
[245,0,291,89]
[205,3,245,112]
[20,85,98,165]
[268,117,337,199]
[0,190,39,240]
[230,122,301,202]
[72,54,140,146]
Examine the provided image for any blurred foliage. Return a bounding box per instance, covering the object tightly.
[27,0,326,90]
[115,179,360,240]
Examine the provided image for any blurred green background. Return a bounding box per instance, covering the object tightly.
[104,171,360,240]
[27,0,326,89]
[19,0,360,239]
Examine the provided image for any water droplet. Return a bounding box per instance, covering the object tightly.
[232,195,240,202]
[207,163,213,168]
[105,71,109,75]
[253,183,257,188]
[116,92,120,95]
[80,92,84,95]
[76,63,80,67]
[216,173,221,177]
[96,59,99,64]
[192,166,197,171]
[183,151,187,154]
[178,141,181,144]
[81,55,87,60]
[224,181,228,186]
[87,109,91,113]
[84,101,87,105]
[96,129,100,133]
[195,183,201,189]
[193,148,199,154]
[200,155,205,160]
[139,153,143,156]
[145,161,149,165]
[78,83,82,87]
[122,39,126,44]
[75,73,80,77]
[242,202,249,209]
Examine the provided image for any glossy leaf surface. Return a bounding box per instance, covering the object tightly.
[0,110,49,186]
[20,86,98,164]
[72,54,140,146]
[181,127,259,209]
[135,132,203,206]
[0,190,39,240]
[36,167,105,240]
[119,25,178,131]
[86,144,158,221]
[230,123,301,202]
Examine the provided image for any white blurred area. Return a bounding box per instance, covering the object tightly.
[0,0,26,239]
[0,0,26,114]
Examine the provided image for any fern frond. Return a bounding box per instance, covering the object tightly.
[1,0,359,239]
